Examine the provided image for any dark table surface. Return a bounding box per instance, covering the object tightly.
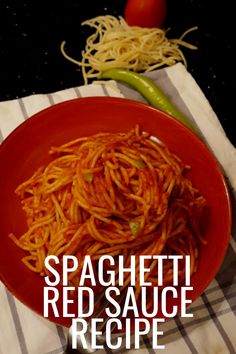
[0,0,234,146]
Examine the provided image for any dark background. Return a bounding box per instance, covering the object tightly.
[0,0,234,146]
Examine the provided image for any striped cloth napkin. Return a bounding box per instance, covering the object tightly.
[0,63,236,354]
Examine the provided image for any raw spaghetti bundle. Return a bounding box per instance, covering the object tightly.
[10,126,206,299]
[61,15,197,84]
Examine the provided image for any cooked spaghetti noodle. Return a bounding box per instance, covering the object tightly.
[10,126,206,300]
[60,15,197,84]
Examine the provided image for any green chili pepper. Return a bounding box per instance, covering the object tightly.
[129,220,140,236]
[100,68,196,133]
[135,159,145,168]
[83,172,93,183]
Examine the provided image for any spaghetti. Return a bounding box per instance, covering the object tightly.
[60,15,197,84]
[10,126,206,300]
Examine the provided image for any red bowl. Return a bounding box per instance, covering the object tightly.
[0,97,231,327]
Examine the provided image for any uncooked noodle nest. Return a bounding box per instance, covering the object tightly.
[60,15,197,84]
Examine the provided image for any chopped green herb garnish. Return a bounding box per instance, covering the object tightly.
[135,159,145,168]
[129,220,140,236]
[83,172,93,183]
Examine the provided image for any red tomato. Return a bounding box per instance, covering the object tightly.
[124,0,167,28]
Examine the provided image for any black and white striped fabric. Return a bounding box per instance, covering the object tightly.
[0,63,236,354]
